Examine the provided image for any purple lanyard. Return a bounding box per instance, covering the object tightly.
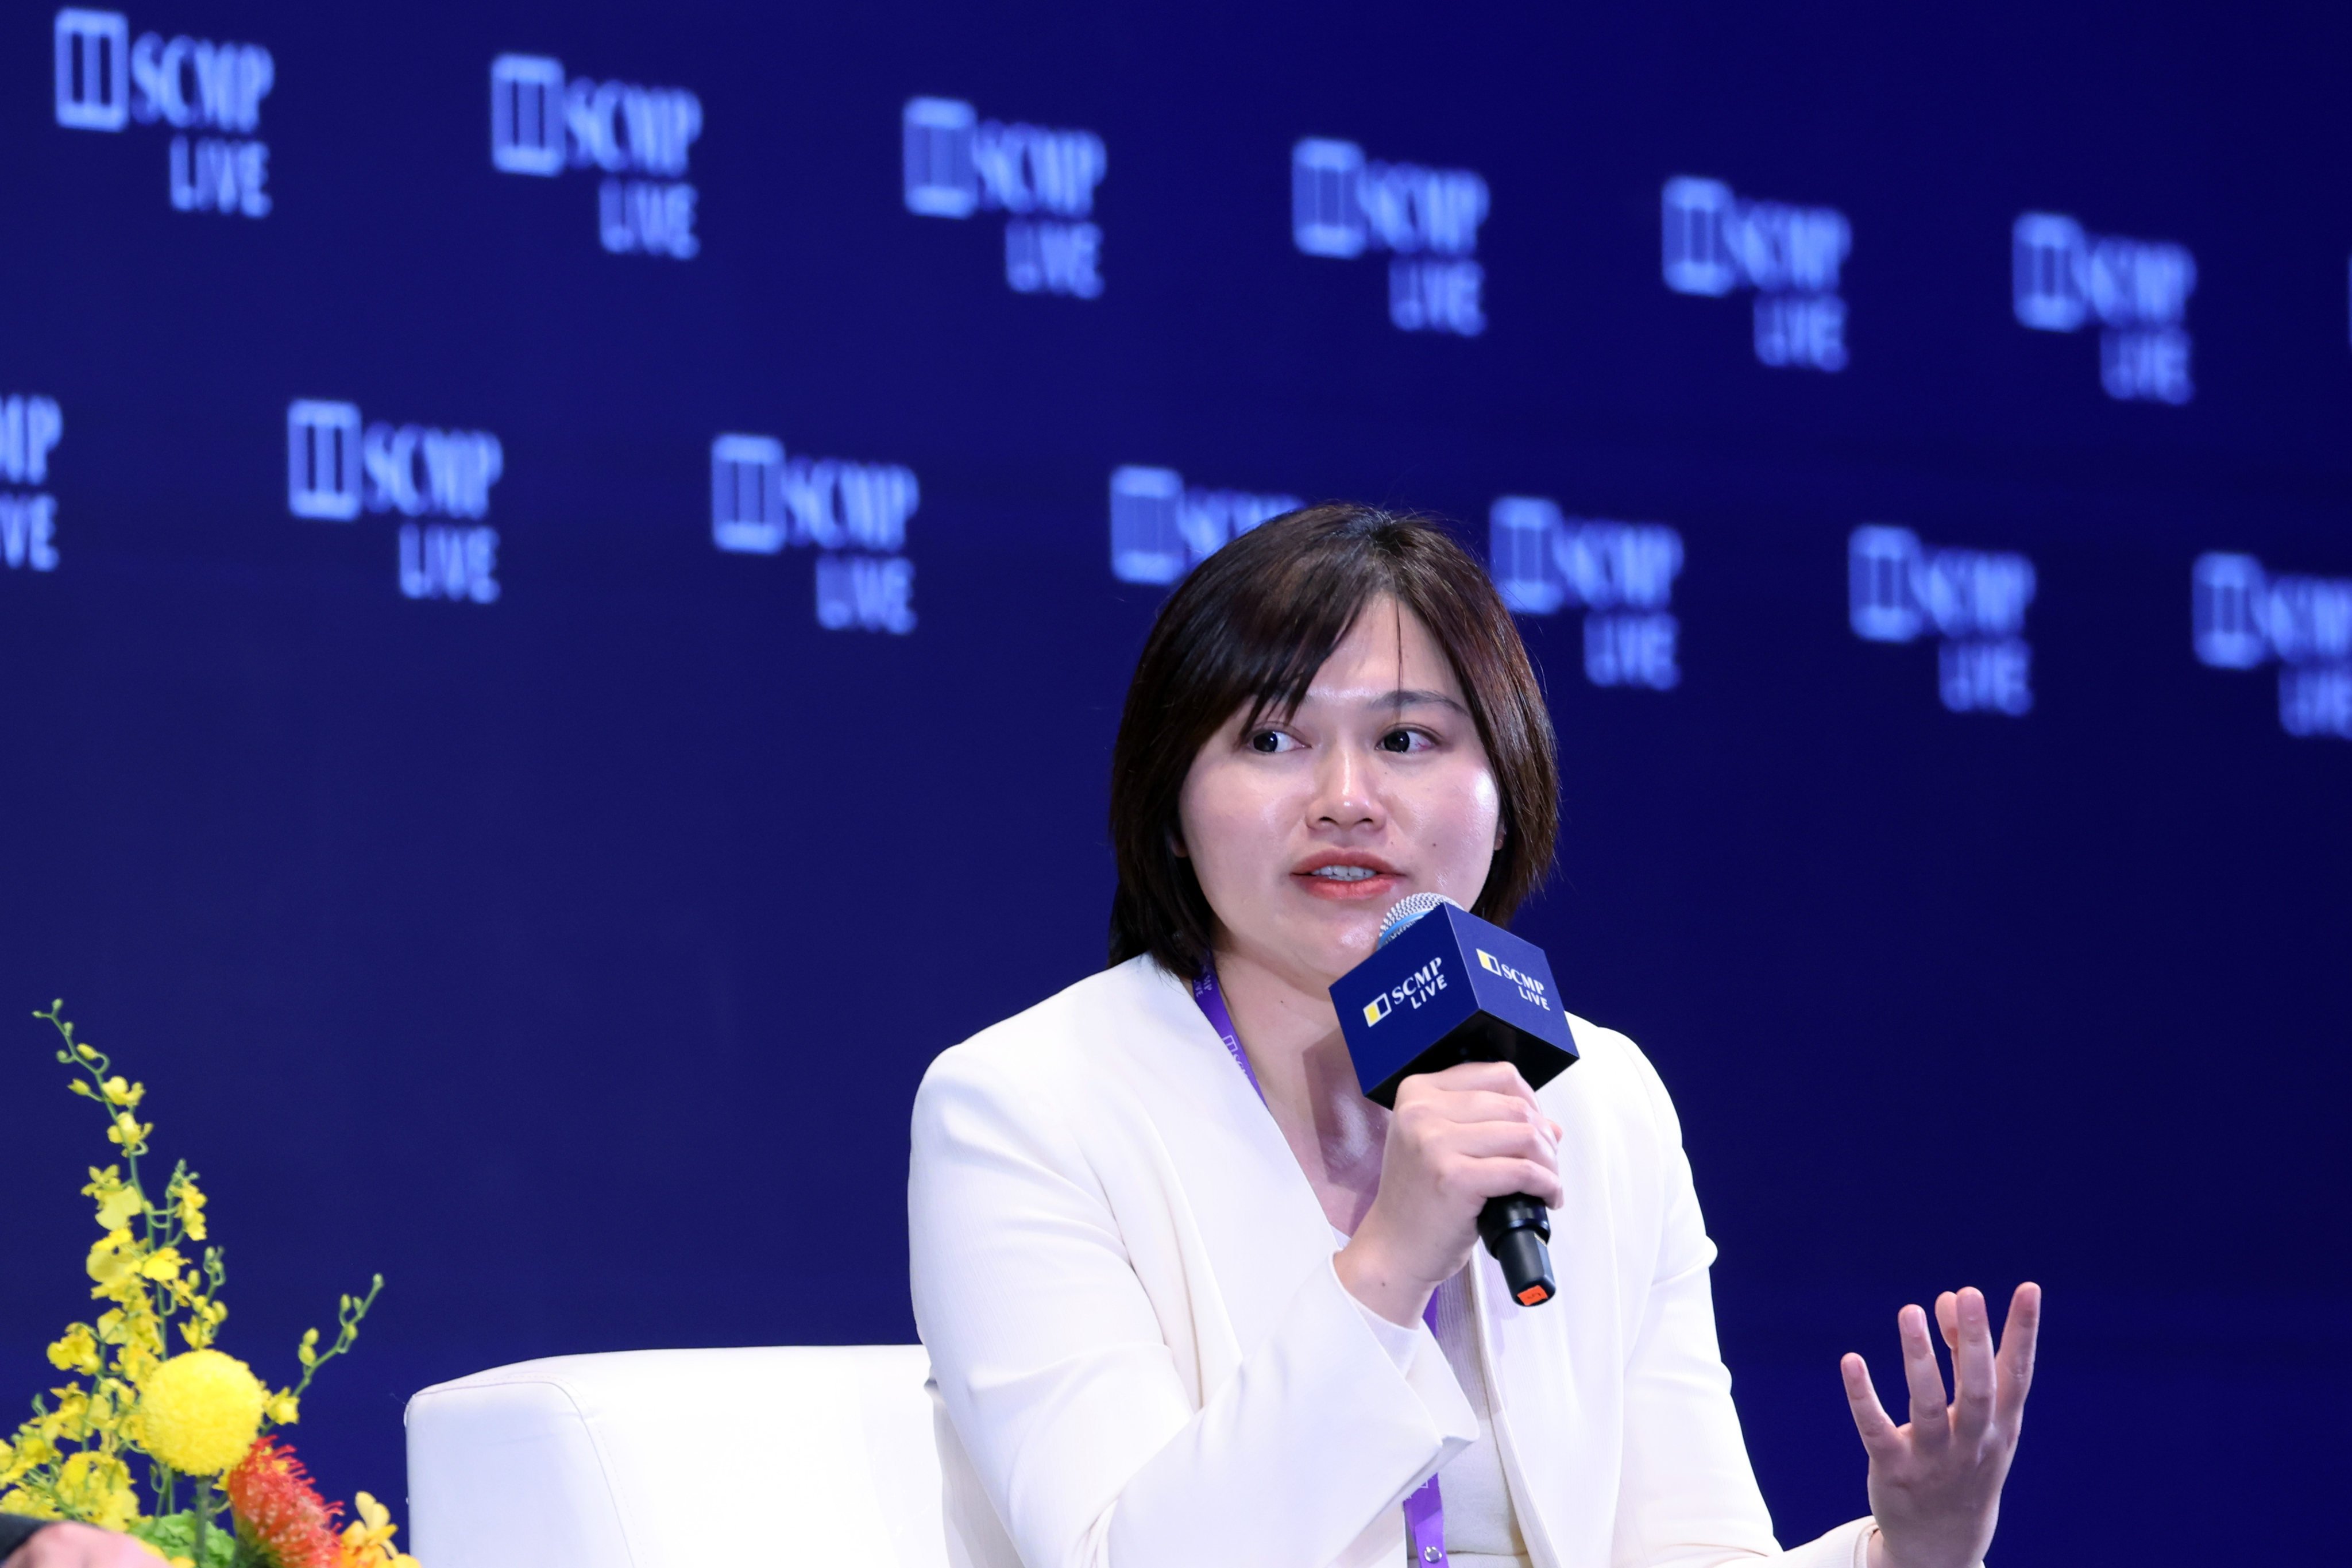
[1191,963,1450,1568]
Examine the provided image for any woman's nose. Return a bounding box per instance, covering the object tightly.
[1310,744,1382,829]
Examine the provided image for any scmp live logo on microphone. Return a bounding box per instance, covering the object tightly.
[1362,958,1447,1026]
[1477,949,1550,1009]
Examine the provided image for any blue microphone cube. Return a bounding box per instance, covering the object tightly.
[1330,903,1578,1108]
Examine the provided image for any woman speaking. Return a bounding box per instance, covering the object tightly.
[907,506,2038,1568]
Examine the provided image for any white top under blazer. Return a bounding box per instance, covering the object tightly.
[907,956,1878,1568]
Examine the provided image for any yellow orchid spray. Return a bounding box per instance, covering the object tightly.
[3,1004,417,1568]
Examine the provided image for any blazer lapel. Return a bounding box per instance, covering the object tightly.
[1109,963,1350,1372]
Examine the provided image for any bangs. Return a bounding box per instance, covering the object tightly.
[1223,547,1397,735]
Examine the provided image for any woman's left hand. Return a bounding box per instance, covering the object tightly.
[1843,1282,2041,1568]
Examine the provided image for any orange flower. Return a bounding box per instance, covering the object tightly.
[225,1438,343,1568]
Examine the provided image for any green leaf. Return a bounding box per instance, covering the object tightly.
[129,1510,240,1568]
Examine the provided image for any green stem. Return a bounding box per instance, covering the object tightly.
[195,1475,230,1566]
[278,1275,383,1415]
[36,1009,146,1202]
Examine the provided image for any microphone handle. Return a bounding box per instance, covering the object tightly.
[1477,1194,1556,1307]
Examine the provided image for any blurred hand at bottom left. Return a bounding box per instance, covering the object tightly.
[3,1523,165,1568]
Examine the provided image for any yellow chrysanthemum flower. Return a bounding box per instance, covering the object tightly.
[137,1349,266,1475]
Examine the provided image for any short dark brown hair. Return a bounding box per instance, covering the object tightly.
[1108,503,1559,979]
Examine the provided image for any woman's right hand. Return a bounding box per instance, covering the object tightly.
[3,1523,168,1568]
[1334,1060,1563,1327]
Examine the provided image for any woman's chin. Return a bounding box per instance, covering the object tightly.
[1221,900,1392,991]
[1299,915,1387,984]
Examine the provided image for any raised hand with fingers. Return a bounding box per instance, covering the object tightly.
[1841,1282,2042,1568]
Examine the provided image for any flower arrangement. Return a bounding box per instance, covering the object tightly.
[0,1003,419,1568]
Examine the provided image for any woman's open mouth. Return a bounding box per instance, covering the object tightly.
[1294,859,1403,900]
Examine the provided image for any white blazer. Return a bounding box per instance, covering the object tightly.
[907,956,1875,1568]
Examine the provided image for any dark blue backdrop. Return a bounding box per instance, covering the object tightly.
[3,2,2346,1562]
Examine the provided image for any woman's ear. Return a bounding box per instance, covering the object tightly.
[1169,829,1189,859]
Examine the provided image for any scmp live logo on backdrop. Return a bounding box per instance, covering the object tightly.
[1662,177,1851,371]
[1491,497,1685,690]
[1108,466,1300,585]
[1292,137,1489,336]
[491,53,703,259]
[54,7,275,217]
[712,434,920,634]
[904,97,1107,299]
[288,400,505,605]
[1850,526,2037,716]
[0,396,65,574]
[2193,553,2352,739]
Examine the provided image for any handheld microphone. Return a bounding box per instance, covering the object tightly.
[1330,894,1578,1307]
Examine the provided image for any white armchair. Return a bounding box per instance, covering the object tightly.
[405,1346,947,1568]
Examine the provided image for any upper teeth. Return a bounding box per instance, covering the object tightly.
[1313,866,1377,880]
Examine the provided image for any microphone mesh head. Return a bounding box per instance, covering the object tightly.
[1377,892,1462,948]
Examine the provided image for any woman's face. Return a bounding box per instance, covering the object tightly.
[1177,596,1504,991]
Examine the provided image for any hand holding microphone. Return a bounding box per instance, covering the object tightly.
[1330,895,1579,1324]
[1337,1059,1565,1326]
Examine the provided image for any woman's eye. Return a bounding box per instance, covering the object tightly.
[1248,730,1299,754]
[1378,728,1432,754]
